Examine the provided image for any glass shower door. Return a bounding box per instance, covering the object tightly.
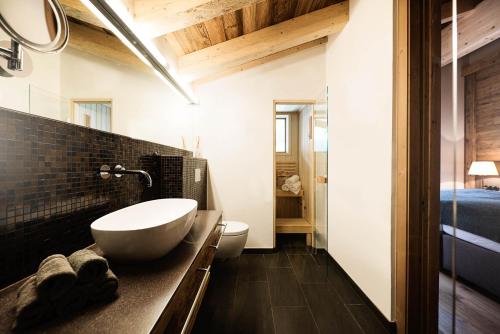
[313,88,328,250]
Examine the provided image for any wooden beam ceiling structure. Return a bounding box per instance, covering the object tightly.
[60,0,107,29]
[441,0,500,66]
[67,21,147,70]
[131,0,266,38]
[178,2,348,81]
[60,0,349,84]
[192,36,328,85]
[440,0,480,24]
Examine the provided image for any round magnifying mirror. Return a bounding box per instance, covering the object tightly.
[0,0,69,54]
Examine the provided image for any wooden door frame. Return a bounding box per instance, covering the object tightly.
[394,0,441,333]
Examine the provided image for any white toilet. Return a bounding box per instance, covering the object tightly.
[216,221,249,259]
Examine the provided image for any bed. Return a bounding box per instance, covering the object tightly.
[440,189,500,299]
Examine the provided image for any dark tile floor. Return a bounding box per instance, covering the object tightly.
[192,235,390,334]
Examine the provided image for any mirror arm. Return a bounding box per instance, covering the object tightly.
[0,46,10,58]
[0,40,22,71]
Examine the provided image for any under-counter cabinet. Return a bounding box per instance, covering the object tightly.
[0,210,223,334]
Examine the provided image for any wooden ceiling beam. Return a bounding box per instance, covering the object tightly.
[133,0,264,38]
[441,0,480,24]
[60,0,107,29]
[68,21,147,71]
[441,0,500,66]
[178,2,348,81]
[192,37,328,85]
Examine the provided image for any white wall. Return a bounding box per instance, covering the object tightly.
[60,48,194,149]
[325,0,394,320]
[194,46,326,248]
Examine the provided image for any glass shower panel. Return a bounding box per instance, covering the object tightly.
[439,1,458,333]
[313,88,328,250]
[29,84,70,122]
[447,0,500,332]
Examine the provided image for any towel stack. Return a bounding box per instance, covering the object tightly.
[13,249,118,331]
[281,175,302,195]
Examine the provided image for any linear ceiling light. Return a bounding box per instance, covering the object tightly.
[80,0,198,104]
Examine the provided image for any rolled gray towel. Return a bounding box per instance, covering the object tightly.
[89,269,119,303]
[12,276,52,331]
[36,254,77,300]
[54,284,90,318]
[67,249,109,283]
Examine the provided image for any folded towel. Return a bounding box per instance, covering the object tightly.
[285,175,300,185]
[54,284,90,318]
[67,249,109,283]
[289,181,302,195]
[36,254,77,300]
[89,269,119,303]
[281,183,290,192]
[13,276,52,330]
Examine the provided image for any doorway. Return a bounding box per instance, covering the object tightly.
[273,98,328,251]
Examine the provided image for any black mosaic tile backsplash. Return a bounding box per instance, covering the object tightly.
[159,156,207,210]
[0,107,200,288]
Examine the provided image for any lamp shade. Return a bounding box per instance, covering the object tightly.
[468,161,499,176]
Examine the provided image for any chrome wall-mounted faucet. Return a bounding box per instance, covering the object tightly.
[99,165,152,188]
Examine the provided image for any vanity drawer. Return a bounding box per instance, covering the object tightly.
[152,221,224,334]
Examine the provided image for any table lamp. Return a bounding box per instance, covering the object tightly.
[468,161,499,188]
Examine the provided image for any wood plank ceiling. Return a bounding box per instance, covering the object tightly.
[165,0,343,55]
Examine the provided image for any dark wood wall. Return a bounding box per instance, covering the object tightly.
[464,45,500,187]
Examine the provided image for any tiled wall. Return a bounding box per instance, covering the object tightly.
[159,156,208,210]
[0,107,206,287]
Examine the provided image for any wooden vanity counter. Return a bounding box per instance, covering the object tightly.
[0,210,223,334]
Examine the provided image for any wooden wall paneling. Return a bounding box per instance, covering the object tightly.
[272,0,294,24]
[465,74,478,188]
[222,11,243,40]
[186,24,212,51]
[294,0,313,16]
[204,16,228,45]
[255,0,272,30]
[464,60,500,186]
[286,0,299,20]
[462,49,500,76]
[242,4,258,34]
[310,0,327,12]
[276,197,302,218]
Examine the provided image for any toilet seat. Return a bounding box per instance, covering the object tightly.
[223,221,249,236]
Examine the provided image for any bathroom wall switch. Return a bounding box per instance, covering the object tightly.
[195,168,201,182]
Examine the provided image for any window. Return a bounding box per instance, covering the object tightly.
[275,114,289,153]
[72,100,112,132]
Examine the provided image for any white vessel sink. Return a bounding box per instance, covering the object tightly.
[91,199,198,261]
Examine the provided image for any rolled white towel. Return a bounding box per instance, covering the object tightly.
[289,181,302,195]
[281,183,290,192]
[285,175,300,185]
